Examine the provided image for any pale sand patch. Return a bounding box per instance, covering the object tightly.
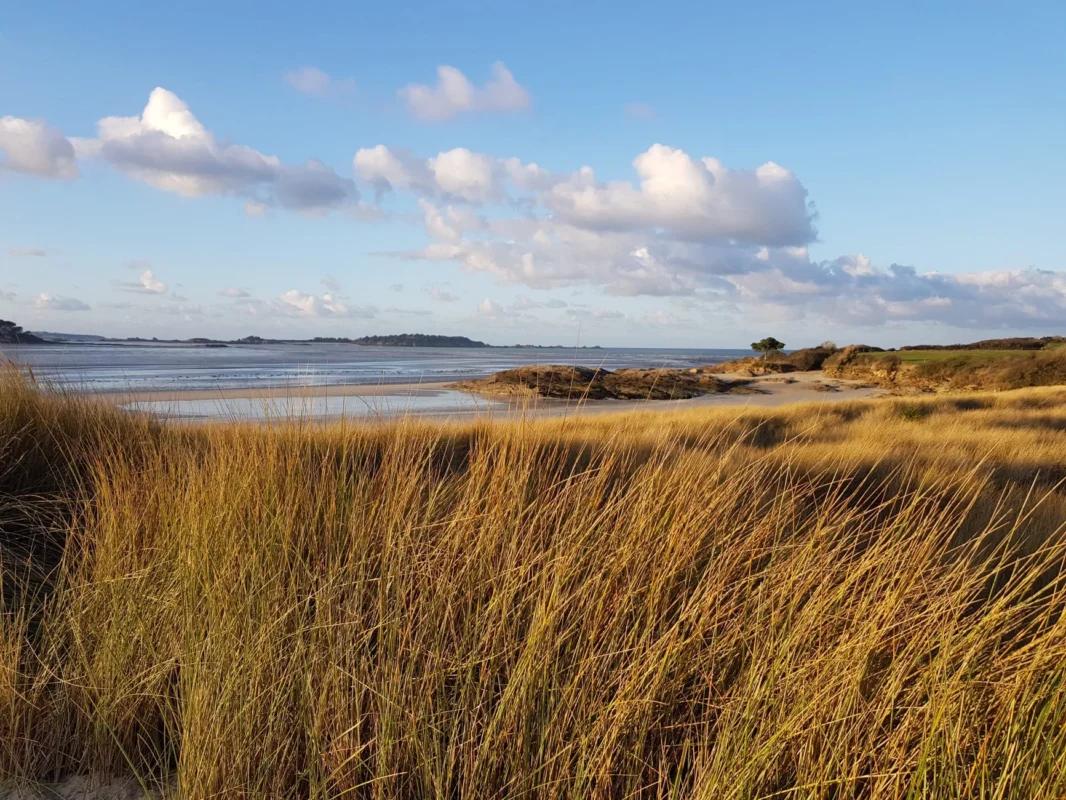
[87,372,883,422]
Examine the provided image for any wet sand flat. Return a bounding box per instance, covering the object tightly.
[99,372,882,422]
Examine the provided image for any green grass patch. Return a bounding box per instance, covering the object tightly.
[866,349,1020,364]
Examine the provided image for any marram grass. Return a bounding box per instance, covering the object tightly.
[1,371,1065,798]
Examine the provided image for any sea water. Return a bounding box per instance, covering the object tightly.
[0,341,750,393]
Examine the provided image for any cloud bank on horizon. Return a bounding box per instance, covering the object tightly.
[2,71,1064,336]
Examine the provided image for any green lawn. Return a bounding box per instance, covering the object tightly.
[867,349,1023,364]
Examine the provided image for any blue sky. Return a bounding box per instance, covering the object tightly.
[1,0,1064,347]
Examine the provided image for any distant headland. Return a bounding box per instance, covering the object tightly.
[3,322,603,349]
[0,319,45,344]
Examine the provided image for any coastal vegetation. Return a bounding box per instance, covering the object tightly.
[700,336,1066,394]
[899,336,1066,351]
[826,345,1066,391]
[452,364,741,400]
[708,342,844,376]
[2,369,1066,797]
[0,320,44,345]
[750,335,786,359]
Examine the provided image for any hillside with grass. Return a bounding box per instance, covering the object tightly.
[826,344,1066,391]
[2,370,1066,798]
[704,336,1066,393]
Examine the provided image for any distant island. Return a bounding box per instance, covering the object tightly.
[326,334,488,347]
[0,323,495,348]
[117,333,493,348]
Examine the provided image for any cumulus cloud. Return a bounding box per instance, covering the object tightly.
[34,293,90,311]
[429,149,502,202]
[6,93,1064,333]
[359,142,811,245]
[546,145,813,246]
[80,87,354,211]
[361,143,1066,329]
[399,62,530,121]
[354,145,546,204]
[219,287,250,298]
[0,117,78,179]
[477,298,504,317]
[120,269,168,295]
[353,145,432,197]
[284,66,356,98]
[276,289,375,319]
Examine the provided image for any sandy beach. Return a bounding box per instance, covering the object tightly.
[102,371,884,422]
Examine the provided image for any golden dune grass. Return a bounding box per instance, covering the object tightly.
[2,372,1065,798]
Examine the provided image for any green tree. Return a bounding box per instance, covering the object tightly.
[0,319,43,344]
[751,336,786,360]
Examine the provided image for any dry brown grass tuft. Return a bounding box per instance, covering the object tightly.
[2,371,1065,798]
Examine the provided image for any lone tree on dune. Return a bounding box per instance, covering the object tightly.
[751,336,786,360]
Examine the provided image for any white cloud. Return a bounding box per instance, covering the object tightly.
[355,145,543,203]
[7,247,49,257]
[353,145,433,196]
[284,66,356,98]
[120,269,168,295]
[360,142,811,246]
[725,256,1066,329]
[365,143,1066,328]
[477,298,504,317]
[399,62,530,122]
[0,290,15,303]
[34,293,90,311]
[0,117,78,179]
[277,289,375,319]
[428,148,501,202]
[80,87,354,211]
[547,145,813,246]
[219,287,250,298]
[6,93,1064,333]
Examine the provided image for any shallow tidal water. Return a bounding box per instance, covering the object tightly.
[0,341,748,393]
